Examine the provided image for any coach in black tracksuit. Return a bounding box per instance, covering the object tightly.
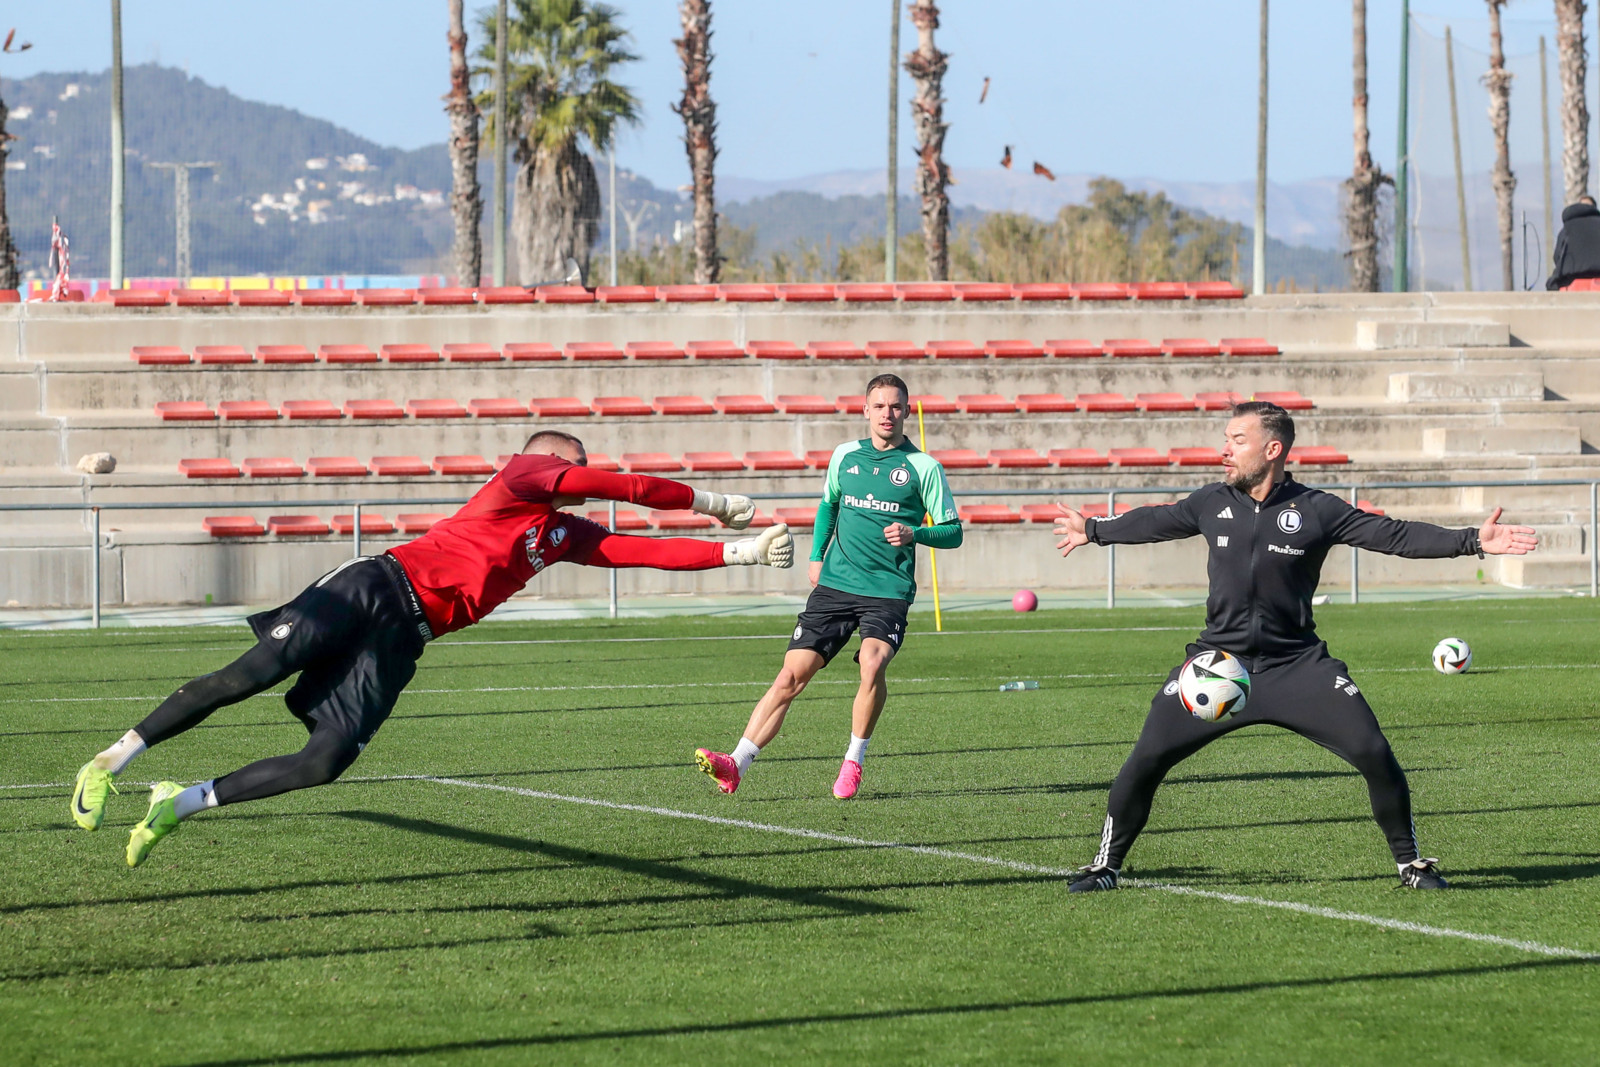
[1052,402,1538,892]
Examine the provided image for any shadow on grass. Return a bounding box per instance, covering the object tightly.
[180,956,1597,1066]
[1142,798,1600,839]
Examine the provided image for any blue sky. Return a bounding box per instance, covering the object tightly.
[0,2,1584,189]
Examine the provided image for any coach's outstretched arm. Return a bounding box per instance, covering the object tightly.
[579,525,794,570]
[527,464,756,529]
[1054,493,1202,558]
[1327,502,1537,558]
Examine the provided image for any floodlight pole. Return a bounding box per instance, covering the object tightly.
[886,0,900,283]
[1394,0,1411,292]
[109,0,125,289]
[1252,0,1268,295]
[1447,28,1472,291]
[149,162,217,286]
[608,146,618,286]
[492,0,508,286]
[1540,36,1553,261]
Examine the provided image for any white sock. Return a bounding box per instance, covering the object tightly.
[172,780,219,821]
[845,734,870,764]
[93,730,146,775]
[732,737,761,775]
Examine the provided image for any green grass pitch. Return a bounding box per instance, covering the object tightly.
[4,598,1600,1065]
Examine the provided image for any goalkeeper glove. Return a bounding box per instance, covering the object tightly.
[692,489,756,530]
[724,523,794,568]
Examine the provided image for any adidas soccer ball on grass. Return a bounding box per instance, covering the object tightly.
[1432,637,1473,674]
[1177,650,1251,722]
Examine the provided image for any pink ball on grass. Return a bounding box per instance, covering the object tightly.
[1012,589,1038,613]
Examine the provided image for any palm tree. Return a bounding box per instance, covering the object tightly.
[1486,0,1516,289]
[674,0,718,284]
[1554,0,1589,204]
[446,0,482,287]
[0,27,28,291]
[904,1,950,280]
[1342,0,1387,291]
[476,0,639,284]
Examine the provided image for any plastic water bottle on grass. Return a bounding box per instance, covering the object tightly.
[998,680,1040,692]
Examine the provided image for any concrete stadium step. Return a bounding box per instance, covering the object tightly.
[1388,371,1544,401]
[1496,555,1594,589]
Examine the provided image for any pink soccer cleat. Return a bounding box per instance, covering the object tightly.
[832,759,863,800]
[695,748,741,794]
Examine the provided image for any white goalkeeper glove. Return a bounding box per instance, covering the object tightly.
[724,523,794,568]
[692,489,756,530]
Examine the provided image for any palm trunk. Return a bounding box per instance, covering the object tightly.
[1555,0,1589,203]
[0,89,16,290]
[674,0,718,284]
[1342,0,1385,291]
[904,0,950,281]
[513,129,600,284]
[1486,0,1516,289]
[445,0,482,287]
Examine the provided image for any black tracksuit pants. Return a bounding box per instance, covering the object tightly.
[1091,642,1419,871]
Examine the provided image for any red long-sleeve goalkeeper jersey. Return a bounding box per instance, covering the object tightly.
[387,453,724,636]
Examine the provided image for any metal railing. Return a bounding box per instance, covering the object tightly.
[1,476,1594,626]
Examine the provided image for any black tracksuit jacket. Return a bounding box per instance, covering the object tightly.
[1085,476,1483,668]
[1547,201,1600,290]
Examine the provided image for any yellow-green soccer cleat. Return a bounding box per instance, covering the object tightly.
[126,781,183,868]
[70,761,118,831]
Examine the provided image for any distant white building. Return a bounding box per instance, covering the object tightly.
[305,158,330,171]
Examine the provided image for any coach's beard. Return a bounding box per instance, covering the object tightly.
[1225,460,1271,493]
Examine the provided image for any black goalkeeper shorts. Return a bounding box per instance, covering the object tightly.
[245,554,429,747]
[786,583,910,666]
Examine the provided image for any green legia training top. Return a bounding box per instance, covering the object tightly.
[809,438,963,603]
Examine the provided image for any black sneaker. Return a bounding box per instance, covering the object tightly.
[1068,864,1120,893]
[1399,858,1448,890]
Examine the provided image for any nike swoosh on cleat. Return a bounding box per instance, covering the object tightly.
[73,793,93,816]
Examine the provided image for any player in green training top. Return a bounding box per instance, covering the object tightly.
[694,373,962,799]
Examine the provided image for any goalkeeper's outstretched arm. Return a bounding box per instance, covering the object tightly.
[578,524,795,571]
[544,466,758,530]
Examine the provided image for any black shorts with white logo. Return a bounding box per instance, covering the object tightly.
[786,583,910,666]
[245,554,429,747]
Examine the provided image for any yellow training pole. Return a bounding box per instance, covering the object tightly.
[915,400,943,632]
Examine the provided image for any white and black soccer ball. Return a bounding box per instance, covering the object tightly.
[1432,637,1472,675]
[1177,650,1251,722]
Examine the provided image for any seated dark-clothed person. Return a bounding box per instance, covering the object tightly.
[1547,195,1600,290]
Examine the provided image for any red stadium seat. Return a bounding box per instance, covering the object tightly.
[331,513,395,534]
[1289,446,1350,465]
[178,458,240,478]
[1252,390,1313,410]
[835,395,866,413]
[398,513,448,533]
[626,341,686,360]
[775,506,818,528]
[776,394,836,414]
[1356,500,1385,515]
[650,509,715,529]
[1189,281,1246,300]
[1221,337,1280,356]
[468,398,530,418]
[657,284,718,302]
[155,401,216,421]
[622,452,682,472]
[257,344,315,364]
[896,283,954,301]
[592,396,654,416]
[234,288,293,307]
[714,394,778,415]
[1136,392,1197,412]
[1162,338,1223,358]
[587,453,621,472]
[195,345,253,364]
[1169,447,1223,466]
[535,286,594,304]
[530,397,593,417]
[406,399,468,419]
[687,340,745,360]
[282,400,342,420]
[203,515,264,537]
[954,282,1015,301]
[836,283,896,302]
[1104,338,1163,357]
[432,455,495,476]
[242,457,305,478]
[717,284,777,302]
[986,339,1045,358]
[927,340,985,360]
[442,343,502,363]
[1050,449,1111,468]
[358,288,416,306]
[1017,393,1075,413]
[370,456,433,477]
[321,344,378,364]
[1110,448,1170,467]
[344,399,405,420]
[776,283,837,302]
[506,342,562,361]
[1195,391,1245,411]
[958,394,1018,414]
[745,511,777,528]
[989,448,1051,468]
[911,395,959,414]
[479,287,537,304]
[685,451,747,472]
[1071,283,1132,300]
[112,289,168,307]
[132,346,190,365]
[931,449,990,469]
[171,288,229,306]
[1077,393,1137,412]
[1044,339,1104,358]
[807,341,867,360]
[418,287,476,305]
[295,288,355,306]
[308,457,371,477]
[654,395,716,416]
[1130,282,1190,300]
[1021,503,1066,523]
[269,515,331,536]
[218,401,278,421]
[1081,502,1134,518]
[747,340,805,360]
[1014,283,1076,301]
[746,450,808,470]
[960,505,1022,524]
[865,340,925,359]
[588,508,648,530]
[596,285,657,303]
[805,450,834,469]
[566,342,624,361]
